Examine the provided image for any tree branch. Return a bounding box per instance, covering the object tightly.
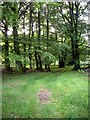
[79,1,90,18]
[78,39,85,46]
[0,28,5,35]
[59,5,70,25]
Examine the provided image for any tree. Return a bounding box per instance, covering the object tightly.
[58,2,89,70]
[1,2,11,70]
[29,2,33,69]
[38,3,43,71]
[12,3,23,72]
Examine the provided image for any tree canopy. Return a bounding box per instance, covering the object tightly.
[0,1,90,72]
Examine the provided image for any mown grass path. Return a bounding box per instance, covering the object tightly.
[2,67,88,118]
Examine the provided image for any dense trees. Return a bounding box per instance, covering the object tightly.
[0,1,89,72]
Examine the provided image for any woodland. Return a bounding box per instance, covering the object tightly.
[1,1,90,118]
[1,2,90,72]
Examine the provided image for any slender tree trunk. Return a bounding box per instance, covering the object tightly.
[58,56,60,68]
[13,23,23,72]
[59,55,65,68]
[29,2,32,69]
[43,16,47,70]
[11,3,23,72]
[34,21,39,70]
[47,64,51,71]
[35,50,39,70]
[55,31,63,68]
[4,24,10,70]
[45,59,47,69]
[38,3,43,71]
[46,4,50,71]
[59,36,65,68]
[23,12,26,72]
[38,55,43,70]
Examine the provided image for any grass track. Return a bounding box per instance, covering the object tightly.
[2,67,88,118]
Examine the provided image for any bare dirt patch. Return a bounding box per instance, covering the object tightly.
[37,88,52,105]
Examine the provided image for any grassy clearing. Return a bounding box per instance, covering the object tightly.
[2,67,88,118]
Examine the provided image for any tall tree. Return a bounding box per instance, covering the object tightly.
[12,3,23,72]
[23,12,26,71]
[38,3,43,71]
[46,4,51,71]
[1,3,11,70]
[29,2,32,69]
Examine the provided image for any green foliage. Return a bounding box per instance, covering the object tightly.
[1,2,89,70]
[9,52,30,67]
[42,51,56,64]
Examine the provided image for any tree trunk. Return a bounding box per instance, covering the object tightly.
[59,55,65,68]
[4,25,10,70]
[47,64,51,71]
[46,4,50,71]
[23,11,26,72]
[59,55,61,68]
[35,50,39,70]
[33,19,39,70]
[45,59,47,69]
[42,12,47,70]
[72,2,80,70]
[38,4,43,71]
[69,2,75,65]
[29,2,32,69]
[13,23,23,72]
[59,35,65,68]
[69,2,80,70]
[11,3,23,72]
[38,55,43,71]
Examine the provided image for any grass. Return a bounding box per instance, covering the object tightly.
[2,66,88,118]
